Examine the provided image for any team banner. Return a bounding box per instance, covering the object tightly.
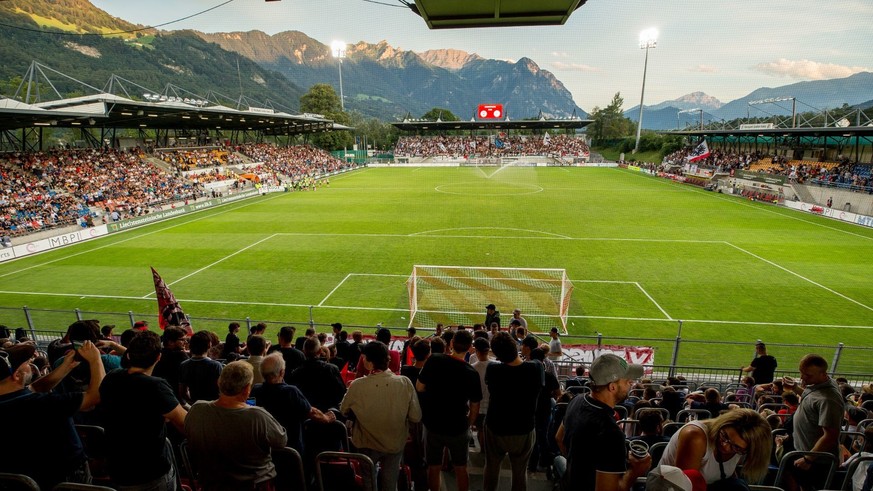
[151,267,193,335]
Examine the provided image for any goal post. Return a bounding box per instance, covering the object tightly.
[407,265,574,332]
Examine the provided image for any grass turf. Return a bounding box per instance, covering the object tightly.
[1,167,871,373]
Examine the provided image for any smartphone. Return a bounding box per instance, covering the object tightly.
[245,398,256,406]
[72,341,85,350]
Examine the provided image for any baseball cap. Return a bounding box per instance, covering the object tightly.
[0,343,36,381]
[133,320,149,330]
[782,376,796,387]
[485,304,496,310]
[646,465,693,491]
[589,353,644,386]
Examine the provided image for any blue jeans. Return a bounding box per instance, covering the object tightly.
[360,447,403,491]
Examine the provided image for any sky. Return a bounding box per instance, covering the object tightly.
[89,0,873,113]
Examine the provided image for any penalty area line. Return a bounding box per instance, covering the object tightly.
[1,289,872,329]
[634,282,673,320]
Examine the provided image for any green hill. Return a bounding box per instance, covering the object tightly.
[0,6,303,109]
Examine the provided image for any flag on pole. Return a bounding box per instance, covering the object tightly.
[543,132,551,146]
[686,139,711,162]
[151,267,192,335]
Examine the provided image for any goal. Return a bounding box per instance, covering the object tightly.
[407,265,574,332]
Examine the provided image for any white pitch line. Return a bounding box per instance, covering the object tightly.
[2,288,872,329]
[723,241,873,313]
[141,234,279,298]
[634,282,673,320]
[409,227,572,239]
[0,193,283,279]
[318,274,353,306]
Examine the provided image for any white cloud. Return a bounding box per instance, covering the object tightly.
[753,58,872,80]
[551,51,570,58]
[550,62,600,72]
[689,64,717,73]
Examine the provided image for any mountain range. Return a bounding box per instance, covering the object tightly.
[626,72,873,130]
[1,0,872,127]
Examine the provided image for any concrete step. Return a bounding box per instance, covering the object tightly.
[426,443,556,491]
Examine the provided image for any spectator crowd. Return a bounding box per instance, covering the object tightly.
[394,134,590,159]
[1,314,871,491]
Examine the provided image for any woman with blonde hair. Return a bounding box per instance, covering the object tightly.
[660,408,772,485]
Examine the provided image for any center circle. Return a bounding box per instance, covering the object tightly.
[434,181,544,196]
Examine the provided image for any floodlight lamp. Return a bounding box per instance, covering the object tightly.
[331,40,346,59]
[639,28,658,49]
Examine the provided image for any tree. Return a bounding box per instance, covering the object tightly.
[421,107,459,121]
[300,83,353,151]
[589,92,635,143]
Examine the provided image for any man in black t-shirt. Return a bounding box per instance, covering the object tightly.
[288,337,346,412]
[0,342,105,489]
[555,353,649,491]
[416,330,481,491]
[179,330,223,406]
[252,353,335,454]
[741,341,777,384]
[267,326,305,382]
[482,331,544,491]
[152,326,189,394]
[99,331,188,489]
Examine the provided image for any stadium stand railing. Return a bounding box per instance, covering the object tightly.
[4,305,871,388]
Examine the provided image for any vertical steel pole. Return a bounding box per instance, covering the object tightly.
[634,45,650,153]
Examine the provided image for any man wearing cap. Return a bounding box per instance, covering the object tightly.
[133,320,149,331]
[556,353,650,491]
[485,304,501,329]
[0,342,106,489]
[741,341,777,384]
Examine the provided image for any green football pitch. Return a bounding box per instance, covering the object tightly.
[1,167,872,372]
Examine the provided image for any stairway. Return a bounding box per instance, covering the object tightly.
[789,183,816,204]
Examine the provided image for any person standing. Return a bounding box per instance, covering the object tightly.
[511,309,527,329]
[485,304,501,329]
[341,341,422,491]
[0,342,106,490]
[741,341,777,384]
[482,332,544,491]
[785,354,844,491]
[548,327,563,361]
[99,331,188,490]
[555,353,650,491]
[416,329,482,491]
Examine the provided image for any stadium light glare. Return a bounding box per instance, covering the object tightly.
[634,27,658,153]
[331,40,347,111]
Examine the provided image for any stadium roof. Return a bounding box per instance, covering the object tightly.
[0,93,340,135]
[669,126,873,138]
[392,117,592,132]
[410,0,588,29]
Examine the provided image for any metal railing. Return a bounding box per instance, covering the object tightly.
[4,305,871,387]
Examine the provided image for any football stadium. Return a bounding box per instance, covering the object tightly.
[1,1,873,490]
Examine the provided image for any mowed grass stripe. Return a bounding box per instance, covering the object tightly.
[0,167,871,371]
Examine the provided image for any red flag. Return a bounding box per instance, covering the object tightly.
[151,267,192,335]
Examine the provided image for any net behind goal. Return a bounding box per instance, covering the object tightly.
[407,265,573,332]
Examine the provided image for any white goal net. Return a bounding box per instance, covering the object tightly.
[407,265,574,332]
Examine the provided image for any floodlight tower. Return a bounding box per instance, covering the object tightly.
[331,40,346,111]
[634,28,658,153]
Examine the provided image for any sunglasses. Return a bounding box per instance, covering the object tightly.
[719,429,748,455]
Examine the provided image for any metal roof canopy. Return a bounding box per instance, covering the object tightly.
[411,0,588,29]
[0,93,337,135]
[668,126,873,138]
[392,118,592,132]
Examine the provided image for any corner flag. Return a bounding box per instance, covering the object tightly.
[151,267,193,335]
[686,139,711,162]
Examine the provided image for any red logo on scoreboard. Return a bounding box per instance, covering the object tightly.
[477,104,503,119]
